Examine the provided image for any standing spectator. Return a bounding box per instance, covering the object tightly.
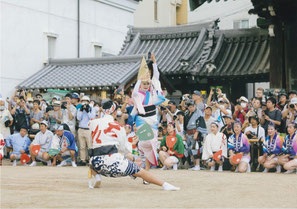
[29,121,53,166]
[71,93,81,110]
[11,96,30,133]
[246,98,263,121]
[277,93,288,111]
[77,96,95,166]
[50,125,77,167]
[61,94,77,136]
[184,100,203,170]
[233,96,249,124]
[165,101,179,122]
[260,97,282,133]
[256,87,266,104]
[288,90,297,101]
[6,127,31,166]
[175,111,184,139]
[220,115,234,139]
[282,98,297,128]
[192,90,205,112]
[30,100,43,128]
[46,101,63,131]
[204,105,215,134]
[0,99,13,140]
[213,98,232,129]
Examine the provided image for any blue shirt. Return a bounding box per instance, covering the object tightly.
[6,133,31,154]
[77,109,95,128]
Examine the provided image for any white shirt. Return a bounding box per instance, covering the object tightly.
[88,115,131,154]
[202,132,227,160]
[205,116,216,134]
[62,105,77,132]
[0,109,13,139]
[175,120,184,138]
[32,129,54,151]
[244,125,265,141]
[166,109,179,122]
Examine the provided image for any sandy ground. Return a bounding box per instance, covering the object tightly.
[1,159,297,209]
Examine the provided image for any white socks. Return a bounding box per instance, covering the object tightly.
[161,166,168,170]
[162,182,180,191]
[29,161,37,167]
[89,174,101,189]
[189,165,200,171]
[47,160,52,166]
[285,169,294,174]
[210,165,215,172]
[263,168,268,173]
[12,160,17,166]
[247,164,251,173]
[276,165,281,173]
[218,165,223,172]
[173,163,178,171]
[235,166,239,172]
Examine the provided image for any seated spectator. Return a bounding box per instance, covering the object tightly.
[278,123,297,174]
[61,94,77,136]
[11,96,30,133]
[202,122,227,172]
[159,122,184,170]
[220,115,234,139]
[233,96,249,124]
[244,116,265,141]
[50,125,77,167]
[6,127,31,166]
[30,100,43,128]
[0,99,13,141]
[228,122,250,173]
[260,97,282,133]
[29,121,53,166]
[258,124,283,173]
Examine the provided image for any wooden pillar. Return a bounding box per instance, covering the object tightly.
[284,21,297,90]
[269,21,285,89]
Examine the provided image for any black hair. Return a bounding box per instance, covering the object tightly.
[267,97,277,105]
[33,100,40,105]
[65,93,72,99]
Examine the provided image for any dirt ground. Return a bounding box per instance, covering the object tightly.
[1,159,297,209]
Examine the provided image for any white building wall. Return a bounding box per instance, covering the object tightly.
[0,0,137,99]
[134,0,178,27]
[188,0,258,29]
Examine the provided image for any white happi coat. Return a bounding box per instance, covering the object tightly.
[202,132,228,160]
[88,115,132,154]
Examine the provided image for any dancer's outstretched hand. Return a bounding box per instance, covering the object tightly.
[151,52,156,63]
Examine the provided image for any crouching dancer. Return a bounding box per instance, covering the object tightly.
[87,100,180,191]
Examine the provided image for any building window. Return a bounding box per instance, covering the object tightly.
[94,45,102,57]
[47,36,56,59]
[233,20,249,29]
[154,0,158,21]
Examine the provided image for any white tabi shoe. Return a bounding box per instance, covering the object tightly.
[210,165,215,172]
[218,165,223,172]
[188,165,200,171]
[12,160,17,166]
[284,169,295,174]
[263,168,268,173]
[173,163,178,171]
[162,182,180,191]
[57,160,67,167]
[71,161,77,167]
[29,161,37,167]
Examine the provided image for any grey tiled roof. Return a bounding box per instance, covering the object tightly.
[18,55,142,89]
[19,21,269,89]
[120,22,269,77]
